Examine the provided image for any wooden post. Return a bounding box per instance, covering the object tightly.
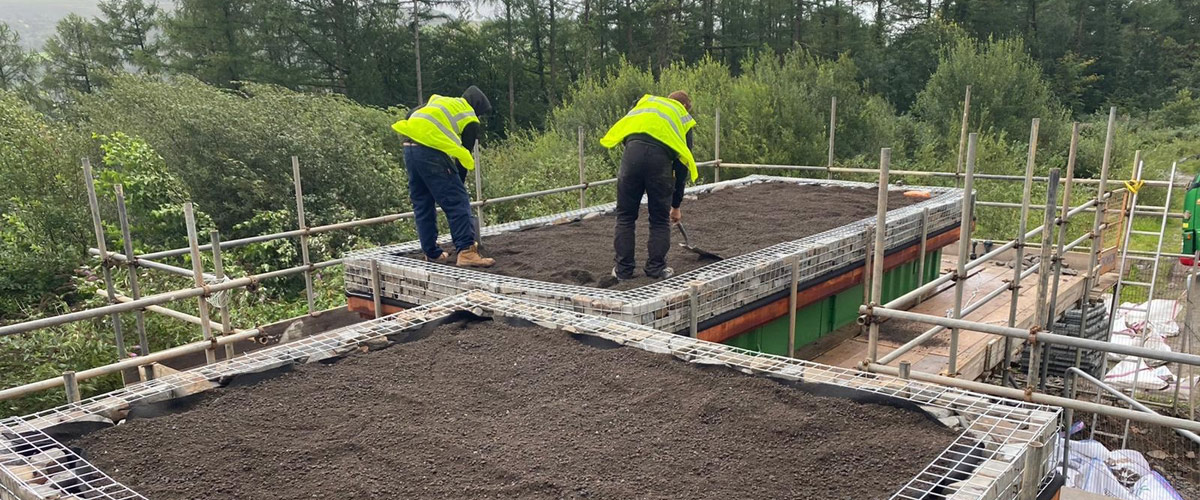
[1042,123,1080,391]
[1019,440,1047,499]
[473,144,484,241]
[184,202,217,364]
[1077,107,1115,366]
[291,157,315,315]
[954,86,972,188]
[83,159,127,361]
[578,126,586,210]
[114,185,149,357]
[826,97,837,179]
[689,285,700,338]
[371,260,383,320]
[210,230,236,360]
[1028,168,1062,391]
[714,108,722,182]
[1078,108,1116,358]
[867,148,890,363]
[788,255,800,357]
[948,134,978,376]
[1004,118,1039,386]
[63,371,81,404]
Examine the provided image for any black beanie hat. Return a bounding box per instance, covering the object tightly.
[463,85,493,116]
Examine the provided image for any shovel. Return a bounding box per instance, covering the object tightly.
[675,222,724,261]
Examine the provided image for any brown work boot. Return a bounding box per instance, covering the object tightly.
[456,244,495,268]
[424,251,450,264]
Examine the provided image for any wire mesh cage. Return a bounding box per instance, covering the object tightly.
[1063,400,1199,500]
[1019,168,1200,500]
[1068,252,1200,500]
[3,291,1057,500]
[344,175,965,335]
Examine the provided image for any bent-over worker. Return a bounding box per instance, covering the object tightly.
[600,91,697,281]
[391,86,495,267]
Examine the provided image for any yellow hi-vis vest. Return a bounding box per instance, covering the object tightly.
[391,95,482,170]
[599,94,697,181]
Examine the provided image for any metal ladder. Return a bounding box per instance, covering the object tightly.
[1104,160,1179,448]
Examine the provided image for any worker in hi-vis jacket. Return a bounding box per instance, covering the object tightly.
[391,86,495,268]
[600,91,697,281]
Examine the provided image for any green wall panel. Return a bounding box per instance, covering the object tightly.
[832,284,863,331]
[725,249,942,354]
[725,328,760,351]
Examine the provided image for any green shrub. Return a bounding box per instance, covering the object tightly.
[77,76,410,245]
[913,37,1068,152]
[0,92,91,320]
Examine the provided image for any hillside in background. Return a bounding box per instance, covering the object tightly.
[0,0,105,47]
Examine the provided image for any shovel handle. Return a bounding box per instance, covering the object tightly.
[675,222,692,246]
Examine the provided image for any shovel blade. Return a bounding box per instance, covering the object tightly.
[679,243,723,261]
[675,223,723,260]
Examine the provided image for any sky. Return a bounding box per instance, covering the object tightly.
[1,0,103,47]
[0,0,496,49]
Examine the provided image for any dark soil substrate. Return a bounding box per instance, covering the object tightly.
[74,320,957,500]
[878,318,949,348]
[418,182,920,290]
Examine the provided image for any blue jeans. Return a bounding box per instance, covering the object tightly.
[404,145,477,259]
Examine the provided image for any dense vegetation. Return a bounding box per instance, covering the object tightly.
[1,0,1198,416]
[3,0,1200,131]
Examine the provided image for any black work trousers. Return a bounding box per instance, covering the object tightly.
[613,139,674,279]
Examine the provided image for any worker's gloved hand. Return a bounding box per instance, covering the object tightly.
[457,164,469,183]
[670,207,682,224]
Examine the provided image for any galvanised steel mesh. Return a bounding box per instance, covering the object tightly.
[345,175,966,333]
[1,291,1057,500]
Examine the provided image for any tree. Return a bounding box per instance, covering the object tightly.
[248,1,406,104]
[876,19,969,113]
[91,132,200,251]
[1045,51,1100,116]
[239,0,312,91]
[548,0,558,105]
[912,37,1065,145]
[805,2,875,60]
[96,0,164,73]
[19,0,1200,123]
[647,0,683,74]
[525,0,550,105]
[164,0,254,87]
[413,0,425,102]
[0,23,35,91]
[42,14,117,94]
[410,0,470,104]
[890,0,936,21]
[869,0,888,45]
[1152,88,1200,128]
[505,0,517,126]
